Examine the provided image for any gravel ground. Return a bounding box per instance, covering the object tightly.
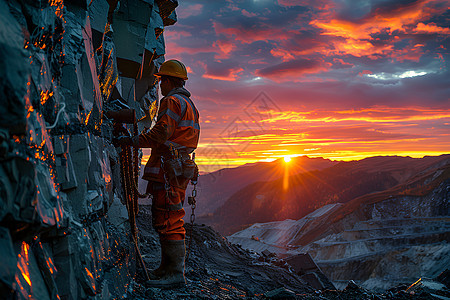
[123,206,450,300]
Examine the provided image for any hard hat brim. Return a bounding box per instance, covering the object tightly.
[155,72,188,80]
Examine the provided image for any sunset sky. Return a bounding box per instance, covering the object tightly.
[160,0,450,173]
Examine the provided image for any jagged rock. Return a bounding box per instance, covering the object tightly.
[436,269,450,289]
[0,0,180,297]
[0,227,16,294]
[0,0,29,135]
[0,155,36,226]
[345,280,359,290]
[405,278,450,299]
[264,287,296,299]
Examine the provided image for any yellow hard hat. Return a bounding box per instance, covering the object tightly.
[155,59,188,80]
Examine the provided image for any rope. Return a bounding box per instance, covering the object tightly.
[46,103,66,129]
[118,121,150,281]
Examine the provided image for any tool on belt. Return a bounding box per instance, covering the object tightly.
[162,144,198,188]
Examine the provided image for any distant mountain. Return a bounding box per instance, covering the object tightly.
[190,156,337,216]
[200,155,450,235]
[228,155,450,290]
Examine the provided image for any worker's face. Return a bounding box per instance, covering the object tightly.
[160,76,173,97]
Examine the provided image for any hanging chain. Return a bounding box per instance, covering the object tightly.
[160,156,171,225]
[186,152,198,264]
[189,179,197,224]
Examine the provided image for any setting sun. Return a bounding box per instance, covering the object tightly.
[283,156,291,163]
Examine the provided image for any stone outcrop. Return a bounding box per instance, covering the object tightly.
[0,0,178,298]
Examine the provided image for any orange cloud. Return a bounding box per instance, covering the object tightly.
[359,70,372,77]
[213,39,236,59]
[309,0,449,59]
[203,67,244,81]
[186,66,194,74]
[395,44,425,62]
[270,48,295,62]
[414,22,450,34]
[260,107,450,124]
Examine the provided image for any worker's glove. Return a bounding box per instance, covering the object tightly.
[113,136,132,147]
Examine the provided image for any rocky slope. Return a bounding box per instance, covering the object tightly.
[228,157,450,291]
[133,206,314,298]
[125,206,450,299]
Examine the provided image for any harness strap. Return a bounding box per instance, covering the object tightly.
[172,94,200,128]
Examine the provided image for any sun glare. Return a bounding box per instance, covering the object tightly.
[284,156,291,163]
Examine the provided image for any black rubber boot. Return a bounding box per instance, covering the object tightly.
[146,239,186,288]
[148,242,167,280]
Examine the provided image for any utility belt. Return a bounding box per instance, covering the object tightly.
[161,146,199,188]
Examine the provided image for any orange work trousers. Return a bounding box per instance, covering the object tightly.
[147,181,186,241]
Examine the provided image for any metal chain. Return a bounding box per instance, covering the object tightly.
[160,156,171,229]
[185,153,198,264]
[189,181,197,224]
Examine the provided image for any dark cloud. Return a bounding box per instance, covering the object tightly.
[202,60,244,81]
[166,0,450,110]
[256,59,330,81]
[369,0,426,17]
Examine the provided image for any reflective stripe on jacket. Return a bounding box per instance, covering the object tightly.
[140,87,200,182]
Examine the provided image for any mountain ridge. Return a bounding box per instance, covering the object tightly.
[188,155,338,216]
[198,154,450,235]
[227,160,450,290]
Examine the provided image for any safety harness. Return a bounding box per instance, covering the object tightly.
[159,93,199,262]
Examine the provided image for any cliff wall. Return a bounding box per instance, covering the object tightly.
[0,0,177,298]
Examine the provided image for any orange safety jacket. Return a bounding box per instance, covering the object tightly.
[133,87,200,182]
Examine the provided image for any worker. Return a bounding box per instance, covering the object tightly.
[116,59,200,288]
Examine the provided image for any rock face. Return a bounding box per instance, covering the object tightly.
[228,159,450,291]
[0,0,178,298]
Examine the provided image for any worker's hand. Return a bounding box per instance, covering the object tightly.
[113,136,132,147]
